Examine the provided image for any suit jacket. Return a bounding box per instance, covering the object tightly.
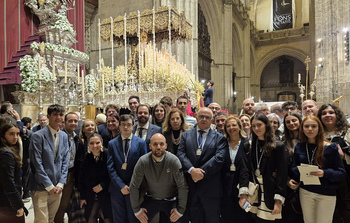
[202,87,213,106]
[164,131,175,154]
[221,137,247,196]
[107,135,147,193]
[28,126,70,191]
[177,127,227,198]
[132,124,162,150]
[240,140,288,210]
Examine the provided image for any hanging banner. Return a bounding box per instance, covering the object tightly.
[273,0,293,30]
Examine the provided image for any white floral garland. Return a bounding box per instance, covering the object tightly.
[85,74,96,93]
[30,42,89,61]
[52,7,76,35]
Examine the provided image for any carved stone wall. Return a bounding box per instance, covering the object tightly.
[198,4,211,82]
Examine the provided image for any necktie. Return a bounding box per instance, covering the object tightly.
[138,128,144,139]
[124,139,130,154]
[198,130,205,148]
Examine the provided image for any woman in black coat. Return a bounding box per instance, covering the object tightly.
[221,116,254,223]
[0,122,25,222]
[239,114,288,222]
[80,133,112,223]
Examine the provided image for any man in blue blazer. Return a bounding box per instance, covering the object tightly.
[28,104,70,223]
[132,104,162,150]
[202,80,214,107]
[108,114,148,223]
[177,107,227,223]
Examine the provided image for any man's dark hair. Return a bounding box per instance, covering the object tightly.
[65,112,78,122]
[105,104,120,115]
[136,104,151,115]
[215,112,228,119]
[21,117,32,125]
[47,104,65,115]
[0,103,11,114]
[282,101,298,110]
[119,114,134,125]
[128,95,140,103]
[208,80,214,86]
[176,95,188,104]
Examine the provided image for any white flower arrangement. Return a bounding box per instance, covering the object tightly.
[30,42,89,61]
[85,74,97,93]
[52,7,76,36]
[18,55,52,93]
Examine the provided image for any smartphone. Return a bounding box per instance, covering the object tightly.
[243,201,252,212]
[6,109,13,116]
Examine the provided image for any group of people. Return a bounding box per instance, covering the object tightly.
[0,94,349,223]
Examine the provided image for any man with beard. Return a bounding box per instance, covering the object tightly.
[132,104,162,150]
[130,134,188,223]
[241,98,255,116]
[176,96,197,127]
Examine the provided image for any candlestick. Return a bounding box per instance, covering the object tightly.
[98,18,102,71]
[314,65,318,80]
[138,10,141,88]
[52,58,56,80]
[153,8,156,84]
[124,13,128,85]
[102,72,105,98]
[111,17,114,89]
[38,56,42,80]
[64,61,68,83]
[82,70,85,98]
[168,3,171,77]
[77,64,80,84]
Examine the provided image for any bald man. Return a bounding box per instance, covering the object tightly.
[241,98,255,116]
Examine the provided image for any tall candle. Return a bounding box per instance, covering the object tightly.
[153,8,156,84]
[111,17,114,88]
[98,18,101,71]
[52,57,56,80]
[64,61,68,83]
[124,13,128,85]
[38,56,41,80]
[77,64,80,84]
[82,70,85,98]
[298,73,301,83]
[102,72,105,98]
[314,65,318,80]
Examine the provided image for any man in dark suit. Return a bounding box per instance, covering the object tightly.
[177,107,227,223]
[202,80,214,107]
[132,104,162,150]
[28,104,70,223]
[32,114,48,132]
[108,114,148,223]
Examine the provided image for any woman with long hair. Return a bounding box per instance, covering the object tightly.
[80,133,112,223]
[291,116,346,223]
[239,114,252,139]
[78,119,98,152]
[151,103,166,127]
[221,116,254,223]
[317,103,350,223]
[105,113,120,148]
[239,114,288,222]
[0,122,25,222]
[163,109,189,155]
[283,112,304,223]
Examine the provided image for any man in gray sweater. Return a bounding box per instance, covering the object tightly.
[130,133,188,223]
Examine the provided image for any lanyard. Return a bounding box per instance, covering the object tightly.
[256,139,264,171]
[306,143,317,165]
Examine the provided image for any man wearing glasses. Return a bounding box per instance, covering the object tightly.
[107,114,148,223]
[178,107,227,223]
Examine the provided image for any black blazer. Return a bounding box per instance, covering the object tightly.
[0,148,24,211]
[132,124,162,150]
[222,137,247,196]
[178,128,227,198]
[79,151,112,220]
[240,140,288,210]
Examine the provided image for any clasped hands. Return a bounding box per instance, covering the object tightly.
[49,186,62,195]
[136,208,181,223]
[190,168,205,183]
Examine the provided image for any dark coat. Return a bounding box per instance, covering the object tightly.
[202,87,213,106]
[79,150,112,220]
[240,140,288,210]
[132,124,162,150]
[0,148,24,211]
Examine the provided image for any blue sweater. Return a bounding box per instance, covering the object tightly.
[291,142,346,196]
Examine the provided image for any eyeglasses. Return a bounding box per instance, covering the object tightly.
[283,106,296,111]
[198,115,212,120]
[120,123,133,127]
[209,107,221,111]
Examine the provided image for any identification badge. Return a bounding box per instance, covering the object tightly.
[255,169,261,177]
[230,164,236,171]
[196,149,202,156]
[121,163,127,170]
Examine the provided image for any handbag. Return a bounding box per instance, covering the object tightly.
[247,180,259,202]
[0,207,25,223]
